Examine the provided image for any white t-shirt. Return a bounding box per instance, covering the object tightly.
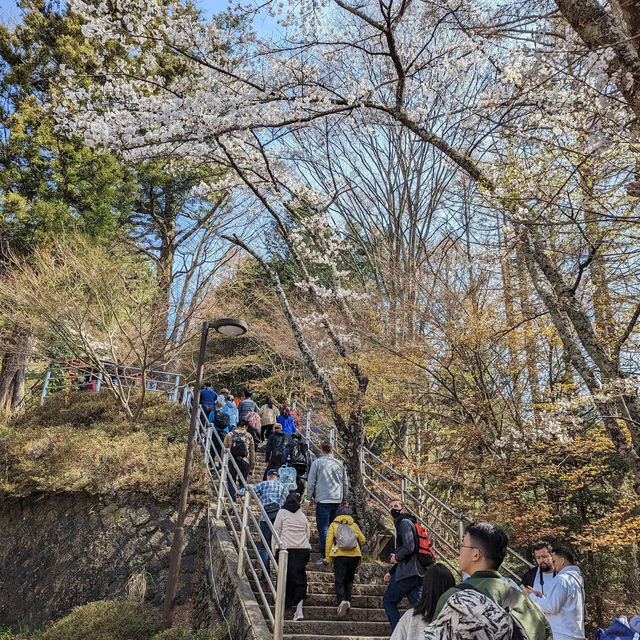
[532,568,556,596]
[390,610,430,640]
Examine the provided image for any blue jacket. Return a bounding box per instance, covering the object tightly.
[225,400,239,427]
[200,387,217,406]
[238,398,259,422]
[276,414,296,434]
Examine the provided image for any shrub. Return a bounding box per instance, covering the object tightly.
[41,600,160,640]
[151,626,227,640]
[0,393,205,500]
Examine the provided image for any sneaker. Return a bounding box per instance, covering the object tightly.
[337,600,349,618]
[293,608,304,621]
[316,557,327,565]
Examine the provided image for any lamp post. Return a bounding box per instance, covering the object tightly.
[162,318,247,629]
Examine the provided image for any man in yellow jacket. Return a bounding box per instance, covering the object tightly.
[325,505,366,618]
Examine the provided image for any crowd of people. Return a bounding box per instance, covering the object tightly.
[201,385,592,638]
[386,506,586,640]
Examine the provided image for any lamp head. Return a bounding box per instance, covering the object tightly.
[211,318,247,337]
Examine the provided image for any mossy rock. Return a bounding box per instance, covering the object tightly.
[151,626,227,640]
[41,600,160,640]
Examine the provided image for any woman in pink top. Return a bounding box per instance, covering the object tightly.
[272,492,311,621]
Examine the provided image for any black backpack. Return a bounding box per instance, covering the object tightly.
[270,431,286,455]
[288,440,307,465]
[213,411,229,432]
[230,431,249,459]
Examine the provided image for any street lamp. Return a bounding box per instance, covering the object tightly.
[162,318,247,629]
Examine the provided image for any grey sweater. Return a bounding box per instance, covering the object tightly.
[306,454,348,504]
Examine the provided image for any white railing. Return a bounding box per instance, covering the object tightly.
[183,391,289,640]
[40,360,181,405]
[295,402,533,582]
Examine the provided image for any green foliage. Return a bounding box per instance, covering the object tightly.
[0,2,136,260]
[151,625,228,640]
[40,600,159,640]
[0,392,205,500]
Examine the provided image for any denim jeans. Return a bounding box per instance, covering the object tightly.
[258,520,273,575]
[383,573,422,630]
[315,502,339,552]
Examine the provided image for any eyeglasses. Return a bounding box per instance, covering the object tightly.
[458,544,478,553]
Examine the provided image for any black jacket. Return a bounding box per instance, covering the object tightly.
[390,513,424,581]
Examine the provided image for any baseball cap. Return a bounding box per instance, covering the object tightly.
[266,469,279,477]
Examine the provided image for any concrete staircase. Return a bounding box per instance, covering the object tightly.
[221,456,400,640]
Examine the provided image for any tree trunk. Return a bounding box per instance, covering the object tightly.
[0,328,33,411]
[515,242,542,425]
[223,234,370,521]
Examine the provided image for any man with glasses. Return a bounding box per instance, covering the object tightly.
[434,522,552,640]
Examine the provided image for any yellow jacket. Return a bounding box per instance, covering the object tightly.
[325,515,366,562]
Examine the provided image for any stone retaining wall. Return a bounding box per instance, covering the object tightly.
[0,492,205,628]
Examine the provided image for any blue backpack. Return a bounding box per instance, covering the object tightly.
[595,618,640,640]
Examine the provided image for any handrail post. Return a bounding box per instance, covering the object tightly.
[329,427,335,448]
[216,450,230,519]
[401,476,407,504]
[360,449,365,474]
[96,371,103,393]
[273,548,288,640]
[40,370,51,406]
[172,375,180,402]
[458,518,465,546]
[237,490,252,576]
[305,412,310,447]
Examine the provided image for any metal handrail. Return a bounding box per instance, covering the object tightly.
[40,360,181,404]
[296,402,532,581]
[185,389,289,640]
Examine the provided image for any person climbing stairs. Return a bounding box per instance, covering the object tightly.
[225,457,397,640]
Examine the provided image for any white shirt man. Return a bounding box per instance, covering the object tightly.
[524,548,585,640]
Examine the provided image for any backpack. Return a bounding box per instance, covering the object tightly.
[213,411,229,432]
[230,431,249,459]
[594,617,640,640]
[270,431,286,455]
[413,521,436,567]
[278,465,297,492]
[246,411,261,431]
[336,521,358,550]
[454,583,530,640]
[423,586,518,640]
[288,440,307,466]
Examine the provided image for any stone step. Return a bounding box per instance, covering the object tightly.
[299,606,389,622]
[307,582,386,596]
[252,590,391,610]
[303,594,390,608]
[283,620,390,636]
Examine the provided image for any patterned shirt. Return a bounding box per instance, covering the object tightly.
[253,480,289,520]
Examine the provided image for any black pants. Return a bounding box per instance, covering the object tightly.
[285,548,310,607]
[292,463,307,495]
[248,426,261,447]
[261,423,274,442]
[209,429,225,463]
[228,457,250,501]
[333,556,360,604]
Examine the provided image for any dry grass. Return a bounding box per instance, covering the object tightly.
[0,392,206,501]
